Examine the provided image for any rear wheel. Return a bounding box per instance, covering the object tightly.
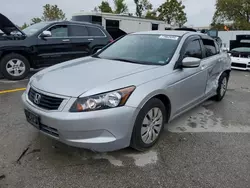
[131,98,166,151]
[0,53,30,80]
[214,72,228,101]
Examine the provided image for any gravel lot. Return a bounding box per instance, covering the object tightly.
[0,70,249,188]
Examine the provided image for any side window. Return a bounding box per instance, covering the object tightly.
[87,26,105,37]
[69,25,88,37]
[202,39,217,57]
[184,39,202,59]
[48,25,68,37]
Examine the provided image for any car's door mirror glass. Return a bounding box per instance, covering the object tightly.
[182,57,201,68]
[40,31,52,38]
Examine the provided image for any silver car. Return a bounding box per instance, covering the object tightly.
[21,30,231,152]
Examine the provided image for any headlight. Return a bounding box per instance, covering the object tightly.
[70,86,136,112]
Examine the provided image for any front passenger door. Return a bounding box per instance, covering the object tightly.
[35,24,73,67]
[170,37,208,117]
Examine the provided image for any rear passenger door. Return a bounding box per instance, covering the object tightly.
[200,38,222,96]
[68,24,92,59]
[86,26,109,53]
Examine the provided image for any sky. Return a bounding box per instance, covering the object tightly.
[0,0,216,27]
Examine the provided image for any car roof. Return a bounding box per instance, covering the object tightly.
[132,30,193,36]
[132,30,213,39]
[44,20,98,26]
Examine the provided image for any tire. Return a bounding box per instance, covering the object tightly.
[214,72,229,101]
[0,53,30,80]
[130,98,166,151]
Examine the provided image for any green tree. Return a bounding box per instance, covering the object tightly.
[113,0,128,14]
[97,1,113,13]
[20,23,29,30]
[145,10,158,20]
[211,0,250,30]
[158,0,187,27]
[134,0,153,17]
[41,4,66,21]
[31,17,42,25]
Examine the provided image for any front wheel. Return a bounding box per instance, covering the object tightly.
[214,72,229,101]
[0,53,30,80]
[130,98,166,151]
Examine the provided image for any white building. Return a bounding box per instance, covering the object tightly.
[71,12,173,39]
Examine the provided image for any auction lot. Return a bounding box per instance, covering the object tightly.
[0,70,249,188]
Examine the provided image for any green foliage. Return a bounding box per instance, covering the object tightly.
[31,17,42,25]
[211,0,250,30]
[41,4,66,21]
[134,0,153,17]
[145,10,158,20]
[113,0,128,14]
[98,1,113,13]
[20,23,29,30]
[158,0,187,27]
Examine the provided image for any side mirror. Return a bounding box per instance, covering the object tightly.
[182,57,201,68]
[40,31,52,38]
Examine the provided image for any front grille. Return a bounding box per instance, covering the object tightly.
[40,124,59,137]
[231,52,250,58]
[28,87,63,110]
[232,63,247,68]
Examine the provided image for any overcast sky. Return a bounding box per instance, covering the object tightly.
[1,0,216,27]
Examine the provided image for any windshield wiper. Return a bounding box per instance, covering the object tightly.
[107,58,141,64]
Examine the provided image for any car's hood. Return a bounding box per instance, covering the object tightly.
[0,13,26,35]
[31,57,158,97]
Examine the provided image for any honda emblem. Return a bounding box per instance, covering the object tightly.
[34,93,41,104]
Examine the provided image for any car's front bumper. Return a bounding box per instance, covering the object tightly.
[21,92,140,152]
[231,57,250,70]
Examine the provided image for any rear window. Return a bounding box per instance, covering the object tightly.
[87,26,105,37]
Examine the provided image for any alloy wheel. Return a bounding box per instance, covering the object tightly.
[6,59,26,77]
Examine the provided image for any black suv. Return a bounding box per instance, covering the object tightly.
[0,14,113,80]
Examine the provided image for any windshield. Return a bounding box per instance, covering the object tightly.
[22,22,50,36]
[96,34,181,65]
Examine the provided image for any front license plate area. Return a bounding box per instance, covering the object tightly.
[24,109,40,129]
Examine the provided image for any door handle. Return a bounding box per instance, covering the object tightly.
[62,39,70,42]
[88,39,94,41]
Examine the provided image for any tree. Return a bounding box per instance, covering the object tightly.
[97,1,113,13]
[20,23,29,30]
[158,0,187,27]
[41,4,66,21]
[134,0,153,17]
[211,0,250,30]
[113,0,128,14]
[145,10,158,20]
[31,17,42,25]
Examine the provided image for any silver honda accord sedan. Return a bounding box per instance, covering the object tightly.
[21,30,231,152]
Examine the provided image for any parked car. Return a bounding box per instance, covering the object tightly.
[22,30,231,152]
[0,13,113,80]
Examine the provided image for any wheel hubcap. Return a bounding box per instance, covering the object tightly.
[6,59,25,76]
[141,107,163,144]
[220,77,227,96]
